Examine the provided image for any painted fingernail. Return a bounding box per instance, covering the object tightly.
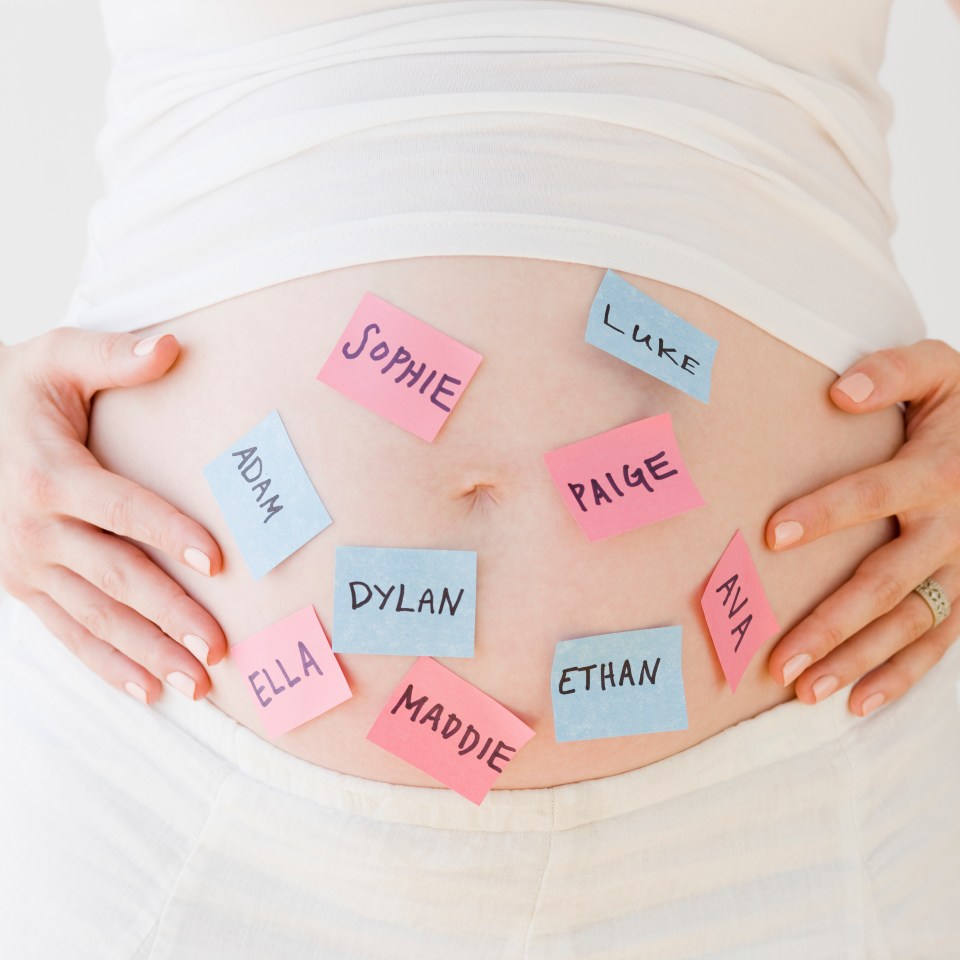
[812,675,839,702]
[861,692,886,716]
[782,653,812,686]
[774,520,803,548]
[183,547,212,577]
[166,671,197,699]
[182,633,210,665]
[133,334,163,357]
[835,372,875,403]
[124,681,148,704]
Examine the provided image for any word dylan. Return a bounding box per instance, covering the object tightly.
[603,303,701,374]
[558,656,661,695]
[342,322,463,412]
[716,574,753,651]
[247,641,322,708]
[231,447,283,523]
[349,581,465,616]
[568,451,678,512]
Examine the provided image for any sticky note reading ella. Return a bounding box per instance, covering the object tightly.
[204,410,331,580]
[701,531,780,692]
[317,293,483,442]
[231,605,352,738]
[585,270,718,404]
[333,546,477,657]
[543,413,704,541]
[551,627,688,742]
[367,657,535,804]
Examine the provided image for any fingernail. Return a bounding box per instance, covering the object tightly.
[835,372,874,403]
[182,633,210,665]
[782,653,812,686]
[133,334,163,357]
[124,681,148,704]
[861,692,886,716]
[166,671,197,699]
[774,520,803,549]
[183,547,212,577]
[812,675,838,702]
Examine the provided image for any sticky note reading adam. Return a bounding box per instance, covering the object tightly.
[551,627,688,742]
[543,413,704,541]
[334,546,476,657]
[367,657,535,805]
[317,293,483,442]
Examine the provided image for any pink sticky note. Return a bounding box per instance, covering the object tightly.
[231,605,352,738]
[543,413,705,541]
[701,531,781,691]
[317,293,483,442]
[367,657,535,804]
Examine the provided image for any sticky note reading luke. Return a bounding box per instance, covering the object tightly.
[204,410,331,580]
[585,270,718,404]
[543,413,704,541]
[551,627,688,742]
[333,547,477,657]
[317,293,483,442]
[367,657,535,804]
[701,531,780,692]
[231,605,352,738]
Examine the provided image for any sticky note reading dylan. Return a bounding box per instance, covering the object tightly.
[231,605,352,739]
[543,413,704,541]
[317,293,483,442]
[701,531,780,692]
[551,627,688,742]
[204,410,332,580]
[585,270,718,404]
[333,546,477,657]
[367,657,535,804]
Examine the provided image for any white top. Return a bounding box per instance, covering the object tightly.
[64,0,925,372]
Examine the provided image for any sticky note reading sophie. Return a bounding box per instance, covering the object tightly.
[367,657,535,804]
[317,293,483,442]
[701,531,780,692]
[334,547,477,657]
[585,270,718,404]
[551,627,688,742]
[204,410,332,580]
[230,605,352,738]
[543,413,704,541]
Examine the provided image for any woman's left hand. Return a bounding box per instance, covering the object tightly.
[765,339,960,716]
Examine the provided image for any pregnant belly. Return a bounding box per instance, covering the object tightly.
[87,256,902,788]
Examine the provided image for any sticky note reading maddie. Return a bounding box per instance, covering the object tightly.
[231,605,352,739]
[543,413,704,541]
[333,546,477,657]
[317,293,483,442]
[551,627,688,742]
[701,531,780,692]
[204,410,332,580]
[585,270,718,404]
[367,657,535,804]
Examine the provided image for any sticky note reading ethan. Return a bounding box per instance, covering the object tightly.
[231,605,352,738]
[543,413,704,541]
[367,657,535,804]
[204,411,331,580]
[317,293,483,442]
[333,547,477,657]
[551,627,688,742]
[701,531,780,692]
[585,270,718,404]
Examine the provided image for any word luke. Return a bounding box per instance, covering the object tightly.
[557,657,661,694]
[247,640,322,708]
[231,446,283,523]
[603,303,702,376]
[568,450,678,512]
[349,581,465,616]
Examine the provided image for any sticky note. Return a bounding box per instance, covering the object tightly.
[317,293,483,442]
[230,605,352,738]
[543,413,704,541]
[551,627,688,742]
[701,531,781,692]
[585,270,718,404]
[367,657,535,804]
[204,410,332,580]
[333,546,477,657]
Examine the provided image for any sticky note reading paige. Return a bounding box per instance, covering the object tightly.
[204,410,331,580]
[334,547,477,657]
[231,605,352,738]
[701,531,780,692]
[543,413,704,541]
[585,270,718,404]
[367,657,535,804]
[551,627,688,742]
[317,293,483,442]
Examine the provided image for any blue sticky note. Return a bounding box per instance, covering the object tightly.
[333,546,476,657]
[585,270,718,403]
[204,410,332,580]
[551,627,688,742]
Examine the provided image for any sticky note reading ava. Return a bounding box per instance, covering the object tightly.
[543,413,705,541]
[367,657,535,804]
[204,411,332,580]
[317,293,483,442]
[701,531,780,692]
[585,270,718,404]
[231,605,352,739]
[333,546,477,657]
[551,627,688,742]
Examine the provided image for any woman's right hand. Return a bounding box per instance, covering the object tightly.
[0,328,227,704]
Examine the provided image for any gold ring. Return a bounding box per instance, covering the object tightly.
[914,576,951,629]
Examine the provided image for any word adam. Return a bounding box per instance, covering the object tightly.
[231,447,283,523]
